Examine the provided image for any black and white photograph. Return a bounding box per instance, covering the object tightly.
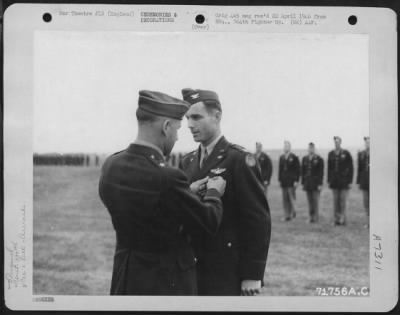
[3,3,398,312]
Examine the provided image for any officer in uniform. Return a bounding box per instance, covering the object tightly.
[327,136,354,226]
[301,142,324,223]
[357,136,370,228]
[98,90,227,295]
[255,142,273,196]
[278,140,300,221]
[180,88,271,296]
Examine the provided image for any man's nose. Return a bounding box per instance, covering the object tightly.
[187,119,195,129]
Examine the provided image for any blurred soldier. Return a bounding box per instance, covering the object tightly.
[255,142,273,196]
[327,136,354,226]
[180,88,271,296]
[357,136,370,228]
[301,142,324,223]
[98,90,226,295]
[278,140,300,221]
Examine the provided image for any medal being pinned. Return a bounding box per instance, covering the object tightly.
[210,168,226,175]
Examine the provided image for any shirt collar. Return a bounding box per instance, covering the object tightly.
[134,139,164,157]
[201,134,223,155]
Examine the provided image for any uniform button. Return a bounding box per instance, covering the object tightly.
[171,282,175,287]
[227,242,232,248]
[150,155,155,159]
[194,257,198,263]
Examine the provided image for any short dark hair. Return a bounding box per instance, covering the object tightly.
[136,108,162,124]
[203,100,222,114]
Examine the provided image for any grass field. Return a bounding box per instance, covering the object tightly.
[33,163,369,296]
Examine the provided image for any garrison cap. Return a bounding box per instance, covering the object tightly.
[138,90,189,120]
[309,142,315,147]
[364,136,370,141]
[333,136,342,142]
[181,88,222,111]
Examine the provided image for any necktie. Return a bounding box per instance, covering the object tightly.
[200,148,209,168]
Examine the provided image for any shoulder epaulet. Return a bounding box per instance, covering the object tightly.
[182,150,197,159]
[229,143,249,153]
[111,149,125,156]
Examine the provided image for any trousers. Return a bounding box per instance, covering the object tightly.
[306,190,320,222]
[282,187,296,219]
[332,189,349,224]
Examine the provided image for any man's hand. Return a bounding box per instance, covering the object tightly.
[293,181,298,188]
[207,176,226,196]
[317,185,322,191]
[241,280,262,296]
[263,180,269,187]
[190,177,209,195]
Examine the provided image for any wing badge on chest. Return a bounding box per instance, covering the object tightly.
[210,168,226,175]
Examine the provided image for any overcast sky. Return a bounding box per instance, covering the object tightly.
[33,31,369,154]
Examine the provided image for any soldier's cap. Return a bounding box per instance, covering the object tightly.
[333,136,342,141]
[138,90,189,120]
[181,88,222,111]
[364,136,370,141]
[309,142,315,147]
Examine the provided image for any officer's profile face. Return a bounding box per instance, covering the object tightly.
[283,142,291,153]
[256,142,262,152]
[163,119,181,155]
[308,145,315,155]
[334,139,342,149]
[365,139,370,150]
[185,102,220,145]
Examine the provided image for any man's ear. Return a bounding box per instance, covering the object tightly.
[215,110,222,122]
[161,119,170,136]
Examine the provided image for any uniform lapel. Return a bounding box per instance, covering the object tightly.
[184,147,201,182]
[197,137,229,179]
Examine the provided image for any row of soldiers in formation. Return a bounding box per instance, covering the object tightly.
[255,136,370,227]
[33,153,100,166]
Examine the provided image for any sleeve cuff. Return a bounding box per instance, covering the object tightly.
[239,260,266,281]
[204,188,222,199]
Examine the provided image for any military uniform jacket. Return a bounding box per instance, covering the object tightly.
[256,152,273,184]
[180,137,271,296]
[98,144,223,296]
[278,153,300,188]
[327,149,354,189]
[356,150,369,191]
[301,154,324,191]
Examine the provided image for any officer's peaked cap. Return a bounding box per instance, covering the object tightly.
[181,88,221,111]
[138,90,189,120]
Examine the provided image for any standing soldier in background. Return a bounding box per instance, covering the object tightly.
[327,136,354,226]
[255,142,273,196]
[278,140,300,221]
[357,136,370,228]
[301,142,324,223]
